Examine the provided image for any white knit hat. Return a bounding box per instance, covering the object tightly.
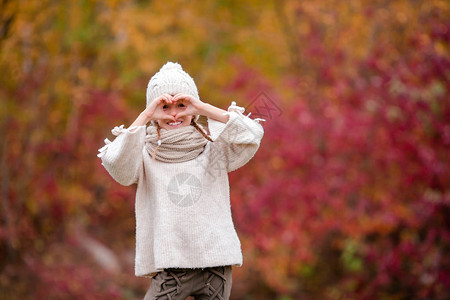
[146,62,199,107]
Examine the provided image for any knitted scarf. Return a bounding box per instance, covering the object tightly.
[145,125,208,163]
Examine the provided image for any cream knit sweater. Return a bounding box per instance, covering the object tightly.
[98,103,264,277]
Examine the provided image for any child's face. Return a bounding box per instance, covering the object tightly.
[157,101,193,130]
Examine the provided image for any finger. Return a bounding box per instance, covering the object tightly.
[162,116,176,123]
[156,95,167,106]
[162,94,173,104]
[173,94,186,102]
[153,96,162,105]
[159,114,176,123]
[162,109,176,120]
[174,111,185,120]
[156,99,166,108]
[176,99,186,106]
[175,111,191,120]
[173,93,183,99]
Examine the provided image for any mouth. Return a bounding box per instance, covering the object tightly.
[167,120,183,127]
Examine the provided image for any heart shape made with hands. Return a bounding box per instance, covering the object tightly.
[153,93,202,123]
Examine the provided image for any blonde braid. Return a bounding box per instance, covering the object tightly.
[152,123,162,161]
[191,119,213,142]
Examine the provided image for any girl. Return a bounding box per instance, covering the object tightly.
[98,62,264,300]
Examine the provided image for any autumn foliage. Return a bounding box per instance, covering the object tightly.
[1,0,449,299]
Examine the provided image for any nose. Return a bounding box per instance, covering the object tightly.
[168,105,180,116]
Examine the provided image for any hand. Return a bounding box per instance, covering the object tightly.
[172,93,205,119]
[144,93,176,122]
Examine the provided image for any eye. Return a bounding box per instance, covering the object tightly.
[178,103,185,108]
[163,105,168,109]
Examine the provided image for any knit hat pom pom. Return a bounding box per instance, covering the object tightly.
[160,62,182,71]
[146,61,199,108]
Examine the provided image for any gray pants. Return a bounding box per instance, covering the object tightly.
[144,266,232,300]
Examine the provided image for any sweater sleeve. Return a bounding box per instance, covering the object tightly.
[97,124,146,186]
[207,101,265,173]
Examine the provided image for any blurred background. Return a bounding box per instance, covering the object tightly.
[1,0,449,299]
